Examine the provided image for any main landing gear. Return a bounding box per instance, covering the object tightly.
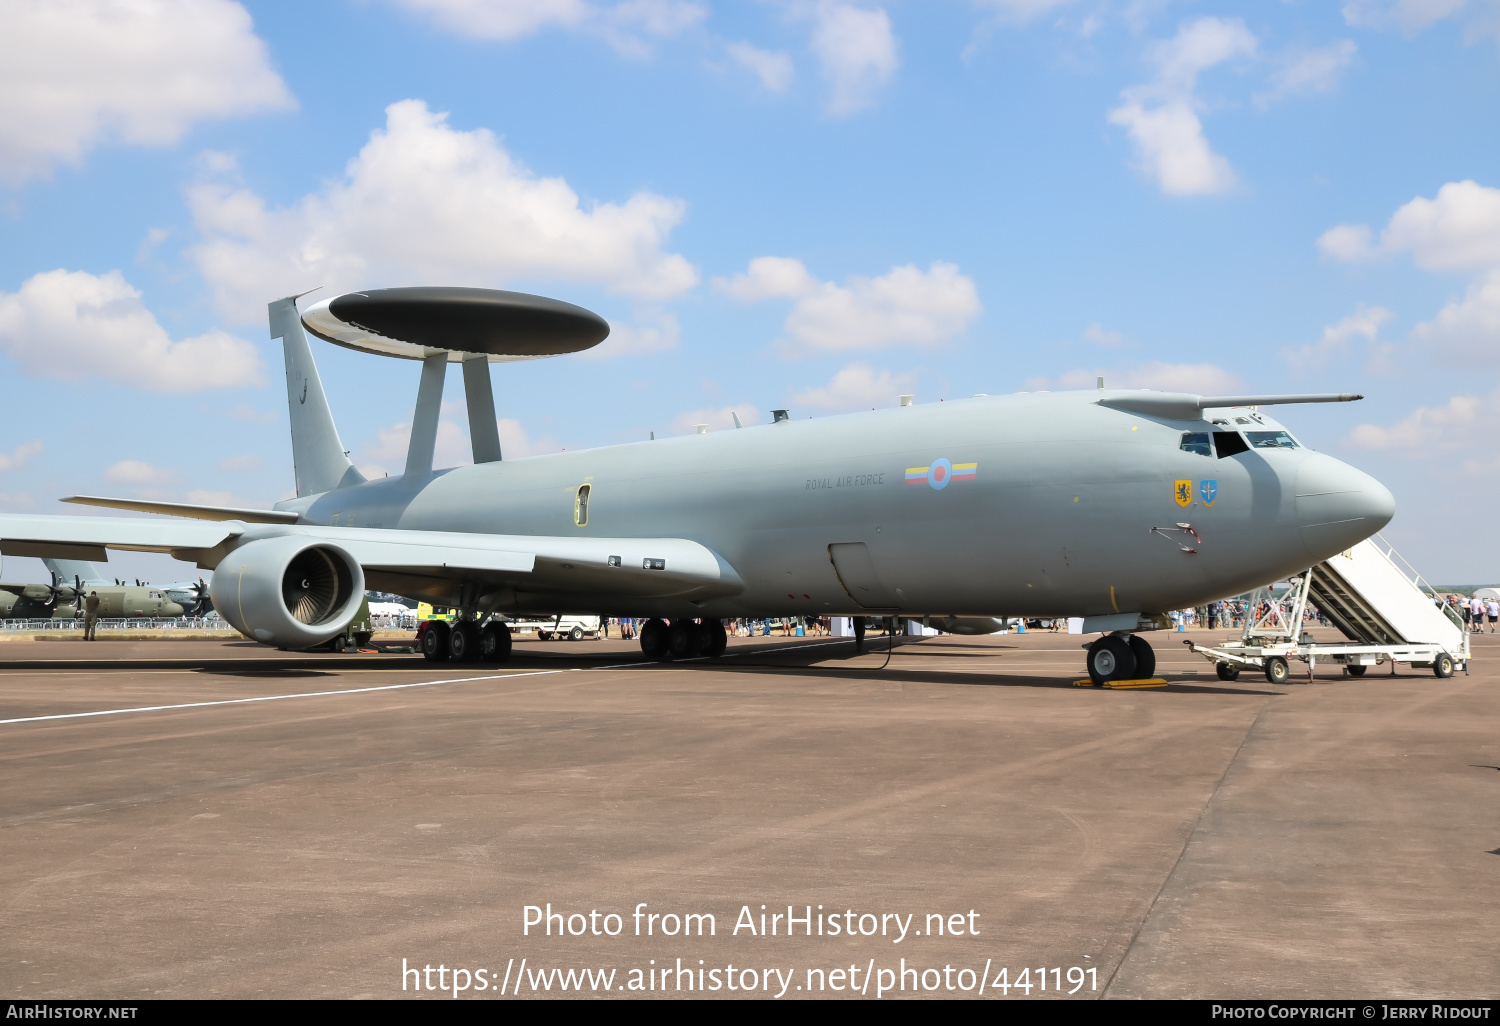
[419,617,513,664]
[639,618,727,661]
[1084,633,1156,685]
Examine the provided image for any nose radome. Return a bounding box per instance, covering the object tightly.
[1295,453,1396,561]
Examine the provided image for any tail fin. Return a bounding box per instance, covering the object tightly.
[269,295,365,497]
[42,558,110,587]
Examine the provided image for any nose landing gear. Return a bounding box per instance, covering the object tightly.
[1084,633,1157,685]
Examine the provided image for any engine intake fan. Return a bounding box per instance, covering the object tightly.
[210,536,364,648]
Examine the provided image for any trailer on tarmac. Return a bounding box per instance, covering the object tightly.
[1187,535,1469,685]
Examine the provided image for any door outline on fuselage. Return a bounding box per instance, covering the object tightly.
[828,542,902,610]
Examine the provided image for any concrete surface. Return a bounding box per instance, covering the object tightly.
[0,628,1493,999]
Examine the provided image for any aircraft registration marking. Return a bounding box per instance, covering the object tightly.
[905,458,977,490]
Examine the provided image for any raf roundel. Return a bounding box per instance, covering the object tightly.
[928,457,953,491]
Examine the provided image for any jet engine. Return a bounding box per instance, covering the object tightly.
[209,537,364,648]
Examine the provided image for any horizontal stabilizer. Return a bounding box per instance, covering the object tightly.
[1098,392,1362,420]
[62,496,299,524]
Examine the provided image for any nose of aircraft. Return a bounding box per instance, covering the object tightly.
[1295,452,1396,561]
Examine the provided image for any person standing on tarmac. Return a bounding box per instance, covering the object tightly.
[83,590,101,641]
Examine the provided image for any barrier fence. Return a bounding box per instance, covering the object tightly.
[0,617,239,633]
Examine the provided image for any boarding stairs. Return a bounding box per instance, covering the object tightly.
[1189,535,1469,682]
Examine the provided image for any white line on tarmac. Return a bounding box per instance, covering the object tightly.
[0,670,564,727]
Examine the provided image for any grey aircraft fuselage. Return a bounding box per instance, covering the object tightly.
[272,390,1395,621]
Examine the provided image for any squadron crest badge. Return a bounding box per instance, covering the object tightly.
[1174,480,1193,507]
[1200,479,1217,506]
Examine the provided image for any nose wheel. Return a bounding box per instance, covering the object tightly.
[1085,634,1156,684]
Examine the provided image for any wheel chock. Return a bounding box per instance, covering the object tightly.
[1072,678,1169,689]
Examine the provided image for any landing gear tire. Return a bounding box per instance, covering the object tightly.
[421,620,451,662]
[449,620,480,663]
[1127,634,1156,679]
[640,618,669,660]
[479,621,512,664]
[568,626,584,641]
[668,619,703,660]
[1216,662,1240,682]
[1346,664,1367,677]
[538,630,553,641]
[1433,653,1455,678]
[1086,635,1136,684]
[353,631,372,648]
[703,619,727,658]
[1264,655,1290,685]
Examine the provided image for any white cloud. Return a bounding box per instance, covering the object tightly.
[789,363,915,412]
[1320,181,1500,272]
[1316,223,1379,262]
[1410,269,1500,364]
[579,311,680,358]
[0,0,294,185]
[225,403,278,425]
[497,417,561,458]
[0,440,43,473]
[1028,362,1244,394]
[215,454,264,472]
[1257,40,1357,107]
[0,269,264,391]
[972,0,1076,24]
[0,493,37,512]
[1108,17,1257,196]
[728,41,795,93]
[812,2,900,116]
[1082,322,1125,346]
[715,256,820,301]
[1319,182,1500,369]
[388,0,706,55]
[189,100,698,323]
[1342,0,1474,34]
[104,460,175,485]
[1282,304,1395,370]
[669,402,762,433]
[355,405,559,477]
[1345,390,1494,450]
[721,257,981,354]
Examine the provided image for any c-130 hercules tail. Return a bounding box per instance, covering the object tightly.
[0,287,1394,683]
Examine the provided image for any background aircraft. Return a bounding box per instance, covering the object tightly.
[0,557,200,620]
[0,288,1394,682]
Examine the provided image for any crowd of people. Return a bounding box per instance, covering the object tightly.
[1448,594,1498,633]
[598,616,833,638]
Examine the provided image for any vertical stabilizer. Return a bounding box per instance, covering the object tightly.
[42,559,110,587]
[269,295,365,497]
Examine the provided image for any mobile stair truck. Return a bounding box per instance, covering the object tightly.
[1187,535,1470,684]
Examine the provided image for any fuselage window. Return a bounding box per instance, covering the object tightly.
[1213,431,1250,458]
[574,484,591,527]
[1246,431,1300,450]
[1179,432,1212,457]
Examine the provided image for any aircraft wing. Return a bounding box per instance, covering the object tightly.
[0,514,743,603]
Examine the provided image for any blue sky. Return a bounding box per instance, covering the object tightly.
[1,0,1498,585]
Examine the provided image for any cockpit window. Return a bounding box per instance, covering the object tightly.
[1246,431,1300,450]
[1179,432,1212,457]
[1213,431,1249,458]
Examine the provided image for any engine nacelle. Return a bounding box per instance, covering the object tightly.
[210,536,365,648]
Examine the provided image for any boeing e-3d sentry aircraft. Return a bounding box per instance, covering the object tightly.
[0,287,1395,683]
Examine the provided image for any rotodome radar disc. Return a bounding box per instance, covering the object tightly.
[300,286,610,362]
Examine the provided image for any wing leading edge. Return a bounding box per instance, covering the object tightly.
[0,514,744,605]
